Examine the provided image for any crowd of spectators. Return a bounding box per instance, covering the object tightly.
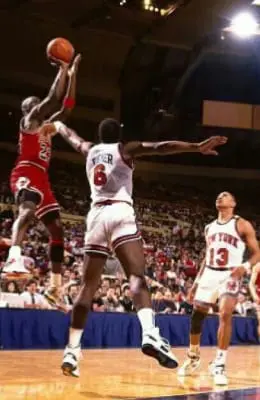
[0,151,258,316]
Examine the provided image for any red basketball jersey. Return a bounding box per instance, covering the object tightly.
[16,129,52,171]
[256,273,260,296]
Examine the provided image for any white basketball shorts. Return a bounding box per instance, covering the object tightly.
[84,202,142,256]
[194,266,240,307]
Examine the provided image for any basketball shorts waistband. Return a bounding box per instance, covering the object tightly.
[93,200,132,207]
[206,265,234,272]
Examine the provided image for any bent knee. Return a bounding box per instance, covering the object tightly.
[129,274,147,294]
[219,310,233,323]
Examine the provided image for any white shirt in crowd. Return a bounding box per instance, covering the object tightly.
[20,291,47,307]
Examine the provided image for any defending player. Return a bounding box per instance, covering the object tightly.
[2,55,81,309]
[47,119,227,376]
[178,192,260,386]
[249,262,260,339]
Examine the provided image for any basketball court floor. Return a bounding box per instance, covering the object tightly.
[1,346,260,400]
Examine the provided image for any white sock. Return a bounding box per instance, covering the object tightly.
[137,308,155,334]
[215,349,227,365]
[190,344,200,355]
[68,328,83,348]
[8,245,21,259]
[50,272,62,289]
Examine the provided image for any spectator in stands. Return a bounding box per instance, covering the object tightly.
[103,288,122,312]
[120,284,134,312]
[20,279,48,309]
[4,280,20,294]
[64,283,80,307]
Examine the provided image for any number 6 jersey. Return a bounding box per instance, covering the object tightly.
[205,216,246,269]
[86,143,134,205]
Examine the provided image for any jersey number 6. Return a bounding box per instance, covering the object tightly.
[94,164,107,186]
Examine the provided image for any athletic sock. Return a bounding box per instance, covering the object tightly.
[137,308,155,334]
[50,272,62,290]
[8,245,21,259]
[215,349,227,366]
[189,344,200,356]
[68,328,83,348]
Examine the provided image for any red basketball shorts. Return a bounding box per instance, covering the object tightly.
[10,163,60,219]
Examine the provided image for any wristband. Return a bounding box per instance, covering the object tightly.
[63,97,75,110]
[53,121,65,133]
[242,261,251,272]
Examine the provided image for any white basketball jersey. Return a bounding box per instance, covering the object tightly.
[205,216,245,269]
[86,143,133,205]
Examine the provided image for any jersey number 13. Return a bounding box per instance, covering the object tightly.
[209,248,229,267]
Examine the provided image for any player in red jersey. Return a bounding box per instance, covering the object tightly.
[2,55,81,309]
[249,263,260,339]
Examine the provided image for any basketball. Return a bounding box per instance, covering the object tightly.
[46,38,75,64]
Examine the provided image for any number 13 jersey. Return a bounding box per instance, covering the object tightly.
[86,143,133,205]
[205,216,246,269]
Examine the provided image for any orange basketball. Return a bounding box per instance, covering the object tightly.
[46,38,75,64]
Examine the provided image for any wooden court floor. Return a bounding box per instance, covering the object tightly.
[1,346,260,400]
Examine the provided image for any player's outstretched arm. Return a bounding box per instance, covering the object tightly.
[30,62,69,121]
[123,136,227,158]
[53,121,93,156]
[49,55,81,123]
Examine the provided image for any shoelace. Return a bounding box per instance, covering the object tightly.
[215,365,225,375]
[160,336,171,350]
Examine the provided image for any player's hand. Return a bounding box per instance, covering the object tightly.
[230,266,247,280]
[68,54,82,77]
[48,56,70,69]
[198,136,228,155]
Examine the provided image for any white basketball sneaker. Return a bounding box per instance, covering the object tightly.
[209,362,228,386]
[141,327,178,369]
[178,351,201,376]
[61,345,81,377]
[2,257,30,279]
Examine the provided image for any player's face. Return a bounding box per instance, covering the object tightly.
[216,192,235,210]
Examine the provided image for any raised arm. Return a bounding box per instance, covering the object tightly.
[49,55,81,123]
[123,136,227,159]
[29,62,69,121]
[53,121,93,157]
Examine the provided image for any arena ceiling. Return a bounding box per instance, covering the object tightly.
[1,0,260,169]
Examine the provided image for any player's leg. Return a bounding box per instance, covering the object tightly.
[178,267,217,376]
[3,189,40,277]
[62,253,107,377]
[256,305,260,340]
[62,206,108,377]
[210,293,237,386]
[40,210,65,309]
[178,305,208,376]
[115,239,178,368]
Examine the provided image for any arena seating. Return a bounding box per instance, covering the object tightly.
[0,150,258,317]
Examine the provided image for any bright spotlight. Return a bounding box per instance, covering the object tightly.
[230,12,258,38]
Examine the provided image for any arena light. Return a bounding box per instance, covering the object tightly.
[252,0,260,5]
[143,0,151,10]
[229,12,258,38]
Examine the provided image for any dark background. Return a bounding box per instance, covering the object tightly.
[0,0,260,168]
